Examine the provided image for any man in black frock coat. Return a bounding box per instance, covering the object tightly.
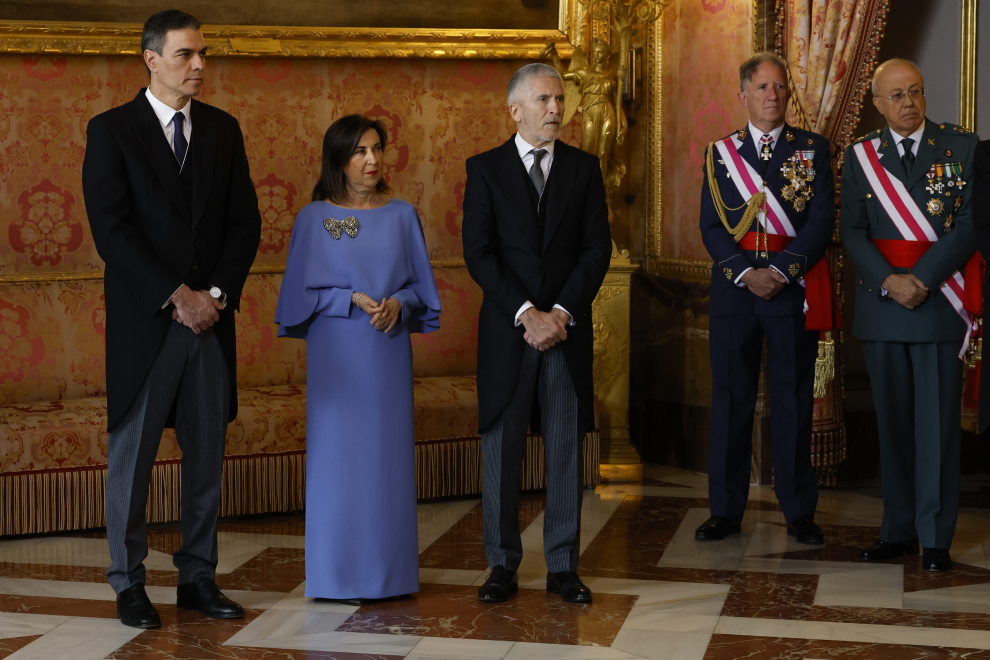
[462,63,612,604]
[82,10,260,628]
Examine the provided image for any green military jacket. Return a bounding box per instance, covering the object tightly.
[839,119,979,342]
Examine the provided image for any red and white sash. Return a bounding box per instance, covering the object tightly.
[714,136,797,238]
[852,137,974,358]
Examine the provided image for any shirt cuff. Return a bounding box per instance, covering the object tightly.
[733,267,753,288]
[768,265,790,284]
[514,301,535,327]
[552,304,575,326]
[161,284,184,309]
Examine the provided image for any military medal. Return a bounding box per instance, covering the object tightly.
[927,198,945,216]
[761,141,773,161]
[780,154,816,212]
[944,214,954,232]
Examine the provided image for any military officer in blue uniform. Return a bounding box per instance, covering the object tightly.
[840,59,979,572]
[697,52,835,544]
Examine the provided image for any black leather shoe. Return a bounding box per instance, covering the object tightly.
[859,539,920,561]
[547,571,592,604]
[116,583,161,629]
[177,578,244,619]
[478,566,518,603]
[786,515,824,545]
[921,548,953,572]
[695,516,741,540]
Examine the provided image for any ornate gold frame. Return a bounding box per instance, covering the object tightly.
[0,19,574,59]
[960,0,978,132]
[643,13,711,281]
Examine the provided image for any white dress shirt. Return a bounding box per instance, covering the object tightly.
[890,123,924,158]
[734,121,791,287]
[145,88,194,308]
[511,133,574,327]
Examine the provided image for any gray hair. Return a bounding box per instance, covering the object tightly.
[739,52,788,92]
[507,63,562,104]
[871,58,921,96]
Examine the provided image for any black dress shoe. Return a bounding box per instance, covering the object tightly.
[695,516,741,540]
[116,583,161,629]
[786,515,824,545]
[478,566,518,603]
[546,571,592,604]
[859,539,920,561]
[177,578,244,619]
[921,548,953,572]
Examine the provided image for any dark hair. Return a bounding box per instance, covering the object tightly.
[312,115,391,204]
[141,10,201,77]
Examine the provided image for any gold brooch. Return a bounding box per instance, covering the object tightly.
[926,198,945,216]
[324,216,360,240]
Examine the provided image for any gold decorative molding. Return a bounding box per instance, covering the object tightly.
[645,13,664,273]
[0,259,468,285]
[647,258,712,281]
[0,20,574,59]
[960,0,978,132]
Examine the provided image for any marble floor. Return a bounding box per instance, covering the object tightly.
[5,465,990,659]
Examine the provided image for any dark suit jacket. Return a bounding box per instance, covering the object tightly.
[699,123,834,317]
[82,90,261,431]
[972,139,990,432]
[462,137,611,434]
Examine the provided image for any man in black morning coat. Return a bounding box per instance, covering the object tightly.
[82,10,260,628]
[462,63,611,605]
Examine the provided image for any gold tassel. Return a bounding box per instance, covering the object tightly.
[813,331,835,398]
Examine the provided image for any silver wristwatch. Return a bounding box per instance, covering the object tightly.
[209,286,228,309]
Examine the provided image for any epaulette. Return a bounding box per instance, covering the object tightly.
[853,128,883,144]
[736,128,748,141]
[937,122,975,136]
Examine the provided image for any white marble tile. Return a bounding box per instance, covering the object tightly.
[265,581,358,614]
[237,630,422,655]
[505,641,641,659]
[225,609,353,645]
[407,636,515,658]
[0,613,68,640]
[0,537,175,571]
[215,533,269,574]
[657,509,774,571]
[5,617,143,660]
[735,557,884,575]
[714,616,990,649]
[744,521,814,558]
[948,538,990,569]
[417,499,482,553]
[904,582,990,614]
[813,565,903,609]
[610,629,711,660]
[420,567,487,586]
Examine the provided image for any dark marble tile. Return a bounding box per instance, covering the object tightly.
[809,604,990,632]
[218,514,307,537]
[752,523,881,563]
[215,548,306,593]
[703,634,990,659]
[418,495,546,571]
[719,572,820,620]
[0,635,41,659]
[0,593,118,617]
[337,582,635,646]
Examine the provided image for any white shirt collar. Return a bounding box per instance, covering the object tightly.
[748,121,785,153]
[514,133,555,160]
[145,87,191,130]
[889,122,925,156]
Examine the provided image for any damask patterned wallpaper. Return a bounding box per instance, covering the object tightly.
[0,55,582,407]
[661,0,752,262]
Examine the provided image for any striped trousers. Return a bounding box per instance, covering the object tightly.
[105,321,229,594]
[481,344,583,573]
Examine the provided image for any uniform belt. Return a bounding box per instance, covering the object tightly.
[870,238,932,268]
[739,233,792,253]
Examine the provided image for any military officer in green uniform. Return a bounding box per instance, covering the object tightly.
[840,58,979,572]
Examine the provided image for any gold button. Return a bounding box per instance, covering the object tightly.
[866,193,872,198]
[726,173,731,178]
[859,280,863,284]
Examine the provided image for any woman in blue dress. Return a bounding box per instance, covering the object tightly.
[275,115,441,602]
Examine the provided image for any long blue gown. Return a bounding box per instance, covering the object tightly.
[274,198,441,599]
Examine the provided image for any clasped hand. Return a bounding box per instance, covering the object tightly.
[170,284,223,334]
[521,308,569,352]
[354,294,401,333]
[881,273,929,310]
[741,268,787,301]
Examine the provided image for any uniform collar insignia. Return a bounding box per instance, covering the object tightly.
[785,130,796,142]
[737,128,748,140]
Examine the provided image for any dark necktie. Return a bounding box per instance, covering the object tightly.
[172,112,187,166]
[900,137,915,178]
[759,134,774,175]
[528,148,546,197]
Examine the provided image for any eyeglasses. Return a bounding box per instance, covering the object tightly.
[877,88,925,104]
